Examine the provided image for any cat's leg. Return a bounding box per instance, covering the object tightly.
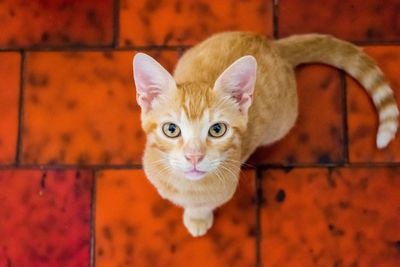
[183,207,214,237]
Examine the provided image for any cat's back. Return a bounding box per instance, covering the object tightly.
[174,31,274,84]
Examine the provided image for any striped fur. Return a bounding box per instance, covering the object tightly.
[275,34,399,148]
[135,32,399,237]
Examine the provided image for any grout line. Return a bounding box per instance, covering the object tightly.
[90,170,97,267]
[340,71,350,163]
[253,162,400,169]
[0,44,190,53]
[353,40,400,46]
[113,0,120,48]
[0,164,143,170]
[272,0,279,39]
[15,51,26,165]
[1,162,400,170]
[255,168,263,267]
[177,46,187,57]
[0,41,399,52]
[0,44,113,52]
[0,40,399,53]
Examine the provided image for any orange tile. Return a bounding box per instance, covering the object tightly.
[0,52,20,164]
[120,0,272,46]
[249,65,344,165]
[279,0,400,42]
[261,168,400,266]
[347,46,400,163]
[96,169,256,267]
[0,0,113,48]
[22,50,179,165]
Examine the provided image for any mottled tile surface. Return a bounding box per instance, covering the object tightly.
[347,46,400,163]
[0,0,113,48]
[1,1,400,266]
[120,0,272,46]
[0,170,92,267]
[279,0,400,42]
[261,168,400,266]
[96,169,256,267]
[249,65,344,165]
[22,50,178,165]
[0,53,20,164]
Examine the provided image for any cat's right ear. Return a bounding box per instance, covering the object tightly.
[213,55,257,115]
[133,53,176,112]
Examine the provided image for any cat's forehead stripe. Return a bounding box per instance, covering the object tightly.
[178,83,213,120]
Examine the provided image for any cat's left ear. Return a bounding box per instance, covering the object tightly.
[133,53,176,112]
[214,55,257,115]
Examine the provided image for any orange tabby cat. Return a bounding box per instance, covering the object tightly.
[133,32,399,237]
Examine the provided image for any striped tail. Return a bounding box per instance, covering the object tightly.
[274,34,399,148]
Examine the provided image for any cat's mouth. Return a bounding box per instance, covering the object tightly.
[184,168,207,181]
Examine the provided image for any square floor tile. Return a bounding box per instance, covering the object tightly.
[22,50,178,165]
[0,0,113,48]
[261,168,400,266]
[279,0,400,42]
[120,0,272,46]
[96,169,256,267]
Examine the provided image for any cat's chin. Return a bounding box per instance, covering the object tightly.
[183,169,208,181]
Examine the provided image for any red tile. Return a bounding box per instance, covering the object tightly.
[279,0,400,42]
[261,168,400,266]
[22,50,179,165]
[96,169,256,267]
[120,0,272,46]
[347,46,400,163]
[0,52,20,164]
[249,65,344,165]
[0,0,113,48]
[0,170,92,267]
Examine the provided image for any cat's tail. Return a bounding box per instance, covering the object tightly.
[275,34,399,149]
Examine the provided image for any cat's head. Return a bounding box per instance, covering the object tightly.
[133,53,257,181]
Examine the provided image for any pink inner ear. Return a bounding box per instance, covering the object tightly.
[214,56,257,114]
[136,88,160,112]
[135,74,162,112]
[237,94,253,113]
[133,53,176,112]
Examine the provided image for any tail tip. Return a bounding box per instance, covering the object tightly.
[376,131,394,149]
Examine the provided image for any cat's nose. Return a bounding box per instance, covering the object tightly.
[184,153,205,165]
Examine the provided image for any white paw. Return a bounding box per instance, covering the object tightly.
[183,212,213,237]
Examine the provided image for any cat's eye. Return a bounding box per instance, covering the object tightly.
[209,123,227,138]
[162,123,181,138]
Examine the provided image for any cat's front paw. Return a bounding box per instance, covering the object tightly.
[183,211,213,237]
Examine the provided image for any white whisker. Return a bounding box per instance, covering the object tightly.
[218,163,238,180]
[223,158,254,168]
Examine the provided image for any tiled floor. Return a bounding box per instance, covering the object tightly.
[0,0,399,266]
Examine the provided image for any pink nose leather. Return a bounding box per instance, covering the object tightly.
[184,154,205,165]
